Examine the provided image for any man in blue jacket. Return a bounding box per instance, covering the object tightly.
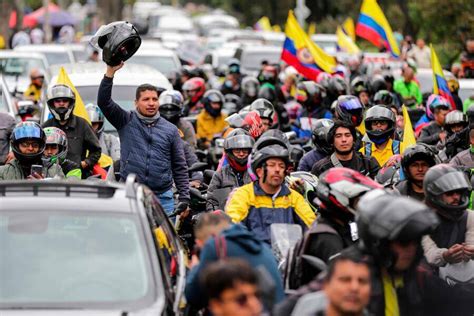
[185,212,285,311]
[97,62,189,214]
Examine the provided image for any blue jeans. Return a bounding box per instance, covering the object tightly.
[158,189,175,215]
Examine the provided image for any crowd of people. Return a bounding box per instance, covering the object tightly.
[1,31,474,314]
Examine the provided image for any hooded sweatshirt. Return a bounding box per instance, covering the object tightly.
[185,224,285,309]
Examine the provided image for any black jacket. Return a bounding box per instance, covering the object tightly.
[311,152,380,179]
[418,121,443,145]
[42,115,101,168]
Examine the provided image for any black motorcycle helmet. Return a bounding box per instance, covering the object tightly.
[241,76,260,100]
[335,95,364,126]
[357,193,439,269]
[11,121,46,164]
[224,131,254,166]
[423,164,471,221]
[257,84,277,104]
[91,21,141,66]
[466,105,474,129]
[350,76,368,96]
[328,76,348,97]
[311,118,334,155]
[158,90,184,124]
[444,110,468,134]
[364,105,396,145]
[296,81,326,109]
[46,84,76,122]
[249,98,275,124]
[373,90,395,106]
[251,144,290,173]
[202,89,225,118]
[368,74,387,95]
[253,129,290,152]
[401,144,436,180]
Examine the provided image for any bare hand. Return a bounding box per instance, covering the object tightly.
[439,131,447,142]
[180,207,191,219]
[443,243,464,264]
[27,172,44,180]
[190,180,201,188]
[462,244,474,261]
[190,253,200,268]
[289,178,305,195]
[81,161,88,169]
[105,61,124,78]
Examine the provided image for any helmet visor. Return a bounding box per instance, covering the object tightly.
[428,172,471,196]
[14,125,42,139]
[225,135,254,150]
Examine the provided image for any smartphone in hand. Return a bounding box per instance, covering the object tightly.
[30,164,44,177]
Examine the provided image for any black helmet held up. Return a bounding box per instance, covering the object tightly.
[90,21,141,66]
[423,164,471,220]
[311,118,334,155]
[11,121,46,164]
[357,193,439,269]
[364,105,396,145]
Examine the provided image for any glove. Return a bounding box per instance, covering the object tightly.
[175,201,189,215]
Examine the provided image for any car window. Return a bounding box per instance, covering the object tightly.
[128,55,178,76]
[241,50,281,71]
[43,52,71,65]
[0,57,44,76]
[75,85,136,134]
[0,211,155,308]
[459,86,474,102]
[72,50,88,62]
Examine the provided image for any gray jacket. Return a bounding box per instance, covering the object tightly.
[450,148,474,169]
[0,113,15,165]
[0,159,64,180]
[99,132,121,161]
[177,118,197,149]
[206,165,251,211]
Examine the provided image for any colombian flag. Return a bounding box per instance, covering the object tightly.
[356,0,400,58]
[430,44,455,109]
[281,11,336,80]
[336,26,360,54]
[342,18,356,42]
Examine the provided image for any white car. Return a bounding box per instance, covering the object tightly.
[15,44,75,66]
[0,75,18,118]
[128,48,181,78]
[234,45,283,75]
[43,63,172,135]
[0,50,50,93]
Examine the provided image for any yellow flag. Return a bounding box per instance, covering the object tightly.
[272,25,282,33]
[336,26,361,54]
[56,67,91,125]
[307,22,317,36]
[342,17,356,42]
[254,16,272,31]
[98,153,113,168]
[400,105,416,153]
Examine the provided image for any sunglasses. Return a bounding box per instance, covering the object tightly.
[224,290,261,307]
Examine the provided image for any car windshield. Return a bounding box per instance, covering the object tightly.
[459,86,474,102]
[241,50,281,71]
[43,52,71,65]
[76,85,136,134]
[128,55,178,76]
[0,57,45,76]
[0,211,155,309]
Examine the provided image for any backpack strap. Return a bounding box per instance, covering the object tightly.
[365,142,372,157]
[214,235,227,259]
[392,140,400,154]
[330,153,343,168]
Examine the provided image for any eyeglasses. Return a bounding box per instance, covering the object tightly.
[19,141,40,149]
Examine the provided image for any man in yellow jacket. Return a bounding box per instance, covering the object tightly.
[23,68,45,103]
[196,89,228,149]
[225,143,316,244]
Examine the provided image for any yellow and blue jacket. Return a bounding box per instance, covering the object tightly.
[225,182,316,244]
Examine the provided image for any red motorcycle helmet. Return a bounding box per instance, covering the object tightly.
[315,167,383,223]
[182,77,206,103]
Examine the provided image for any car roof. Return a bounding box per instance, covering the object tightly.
[134,48,176,57]
[48,62,172,88]
[459,79,474,88]
[239,45,282,53]
[0,179,139,213]
[15,44,72,52]
[0,50,48,60]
